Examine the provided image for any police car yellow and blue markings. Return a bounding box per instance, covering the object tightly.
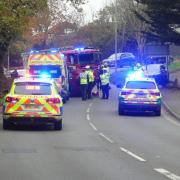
[119,77,162,105]
[3,78,63,119]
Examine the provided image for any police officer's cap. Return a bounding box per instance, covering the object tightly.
[85,65,90,69]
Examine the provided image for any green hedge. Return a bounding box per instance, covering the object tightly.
[169,61,180,72]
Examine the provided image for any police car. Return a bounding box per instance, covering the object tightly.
[118,73,162,116]
[3,77,63,130]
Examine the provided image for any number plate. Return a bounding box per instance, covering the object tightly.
[24,105,40,109]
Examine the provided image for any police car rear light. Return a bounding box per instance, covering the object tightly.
[6,96,19,103]
[46,98,60,104]
[150,92,160,96]
[121,91,131,95]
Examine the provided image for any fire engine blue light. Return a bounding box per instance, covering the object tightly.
[75,47,84,51]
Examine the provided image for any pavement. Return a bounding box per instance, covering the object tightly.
[161,70,180,120]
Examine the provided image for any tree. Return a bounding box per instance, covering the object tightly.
[0,0,48,73]
[135,0,180,44]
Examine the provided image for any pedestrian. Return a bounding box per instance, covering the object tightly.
[85,65,94,99]
[80,69,88,101]
[100,69,110,99]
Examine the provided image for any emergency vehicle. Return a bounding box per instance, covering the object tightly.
[26,49,69,103]
[62,47,101,96]
[118,73,162,116]
[144,56,170,86]
[3,77,63,130]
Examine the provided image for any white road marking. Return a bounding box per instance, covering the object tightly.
[154,168,180,180]
[99,133,114,144]
[120,147,146,162]
[86,114,90,121]
[89,122,97,131]
[86,108,90,113]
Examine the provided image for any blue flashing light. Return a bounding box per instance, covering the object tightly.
[40,73,51,78]
[50,49,58,53]
[75,47,84,51]
[127,70,144,80]
[30,50,39,54]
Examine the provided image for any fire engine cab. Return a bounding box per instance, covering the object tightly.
[62,47,101,96]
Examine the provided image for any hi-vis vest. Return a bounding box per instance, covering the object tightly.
[80,72,88,85]
[87,70,94,82]
[100,73,109,85]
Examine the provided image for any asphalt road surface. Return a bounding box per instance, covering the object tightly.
[0,85,180,180]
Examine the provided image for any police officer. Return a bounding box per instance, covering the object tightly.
[80,69,88,101]
[100,69,110,99]
[103,62,110,76]
[85,65,94,99]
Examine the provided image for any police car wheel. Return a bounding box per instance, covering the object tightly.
[3,119,12,130]
[155,109,161,116]
[118,104,124,115]
[54,120,62,130]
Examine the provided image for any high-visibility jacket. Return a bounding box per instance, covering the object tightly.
[86,70,94,83]
[103,67,110,75]
[100,73,109,85]
[80,72,88,85]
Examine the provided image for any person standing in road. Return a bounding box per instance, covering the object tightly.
[80,69,88,101]
[85,65,94,99]
[100,69,110,99]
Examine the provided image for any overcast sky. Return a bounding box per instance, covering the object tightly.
[83,0,110,22]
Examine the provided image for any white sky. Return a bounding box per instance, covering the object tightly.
[83,0,110,22]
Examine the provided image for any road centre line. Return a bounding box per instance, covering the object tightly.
[120,147,146,162]
[99,133,114,144]
[86,114,90,121]
[89,122,98,131]
[154,168,180,180]
[86,108,90,113]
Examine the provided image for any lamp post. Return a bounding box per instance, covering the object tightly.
[114,0,118,72]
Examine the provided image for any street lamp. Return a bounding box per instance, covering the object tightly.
[114,0,118,72]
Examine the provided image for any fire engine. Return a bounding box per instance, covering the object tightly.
[62,47,101,96]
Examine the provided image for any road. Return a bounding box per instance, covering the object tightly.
[0,86,180,180]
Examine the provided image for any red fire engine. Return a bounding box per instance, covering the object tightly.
[62,47,101,96]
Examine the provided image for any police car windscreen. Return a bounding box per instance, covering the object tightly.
[29,65,61,78]
[126,81,156,89]
[14,82,51,95]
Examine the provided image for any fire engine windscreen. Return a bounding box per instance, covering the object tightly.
[126,81,156,89]
[29,65,61,78]
[78,53,100,64]
[14,82,51,95]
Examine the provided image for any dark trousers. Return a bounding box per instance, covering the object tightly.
[96,79,101,90]
[87,82,94,99]
[101,83,109,99]
[81,84,87,100]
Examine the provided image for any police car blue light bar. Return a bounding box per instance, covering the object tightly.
[127,70,144,80]
[40,73,51,78]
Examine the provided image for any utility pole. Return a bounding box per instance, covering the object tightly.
[114,0,118,72]
[7,46,10,71]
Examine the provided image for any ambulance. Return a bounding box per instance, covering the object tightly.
[27,49,69,103]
